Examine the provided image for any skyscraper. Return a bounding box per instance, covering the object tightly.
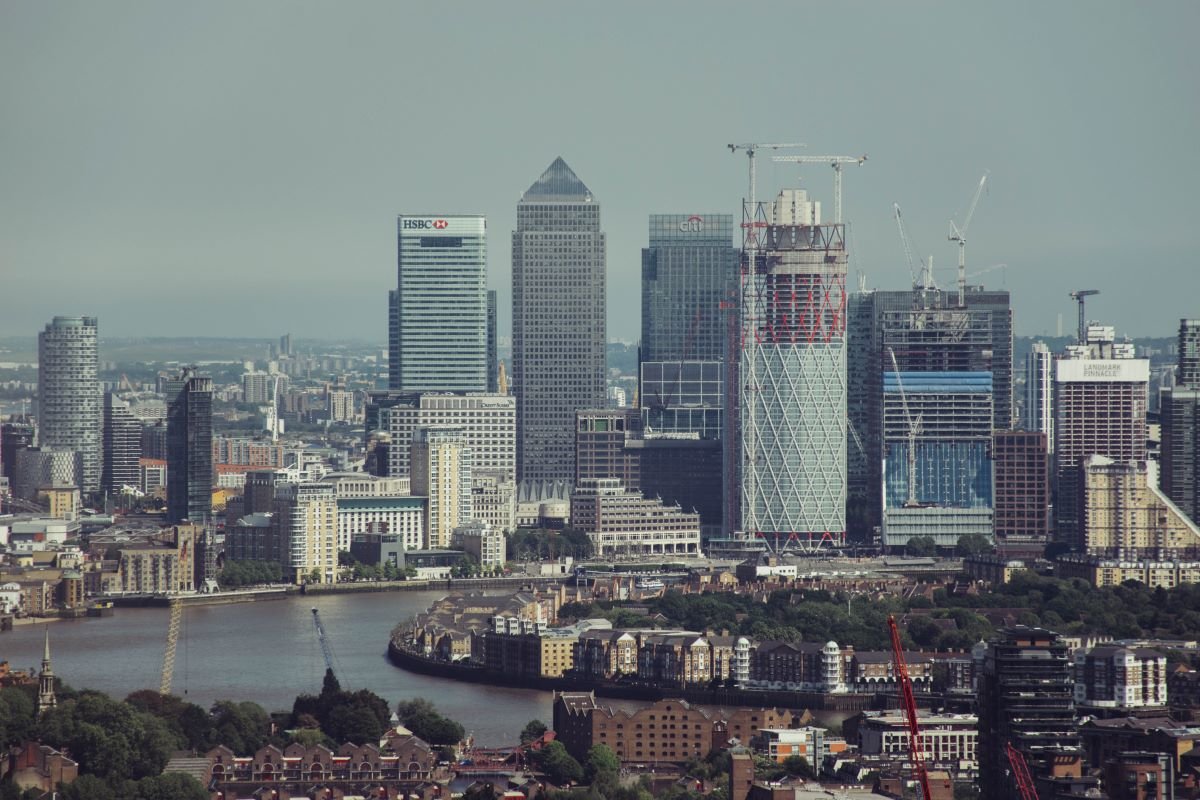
[102,392,141,497]
[1024,341,1054,451]
[487,289,499,394]
[512,158,606,482]
[37,316,100,494]
[740,189,847,546]
[1161,319,1200,523]
[846,287,1012,539]
[390,214,487,393]
[640,213,736,438]
[1053,326,1148,546]
[166,368,213,524]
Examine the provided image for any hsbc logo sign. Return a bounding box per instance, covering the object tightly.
[678,215,704,233]
[403,219,450,230]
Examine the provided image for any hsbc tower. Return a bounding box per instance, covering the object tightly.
[390,214,488,393]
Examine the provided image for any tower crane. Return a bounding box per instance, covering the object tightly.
[1069,289,1100,344]
[728,142,804,538]
[771,154,868,224]
[888,615,932,800]
[311,607,338,682]
[727,143,806,246]
[160,596,183,695]
[894,203,934,291]
[1005,741,1038,800]
[948,172,989,307]
[888,348,922,507]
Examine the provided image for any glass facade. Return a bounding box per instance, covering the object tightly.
[392,215,487,393]
[37,316,100,494]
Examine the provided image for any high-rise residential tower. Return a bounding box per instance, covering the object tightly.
[1053,325,1148,546]
[740,189,847,546]
[1024,340,1054,451]
[512,158,606,482]
[37,316,100,494]
[166,368,213,523]
[410,426,472,549]
[390,214,487,394]
[102,392,142,497]
[1161,319,1200,523]
[640,213,736,438]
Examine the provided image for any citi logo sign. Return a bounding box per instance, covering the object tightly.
[678,215,704,233]
[402,219,450,230]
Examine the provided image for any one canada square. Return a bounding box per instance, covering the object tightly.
[512,158,606,481]
[740,189,847,545]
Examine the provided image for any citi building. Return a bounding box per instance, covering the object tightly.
[390,215,487,394]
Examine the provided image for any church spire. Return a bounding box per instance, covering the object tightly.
[37,626,56,716]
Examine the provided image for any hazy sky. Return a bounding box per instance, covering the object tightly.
[2,1,1197,343]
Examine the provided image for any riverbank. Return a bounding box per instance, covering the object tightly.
[386,639,881,714]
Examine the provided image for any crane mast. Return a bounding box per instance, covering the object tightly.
[727,142,805,538]
[888,348,922,507]
[948,172,989,307]
[311,607,337,680]
[888,615,932,800]
[1069,289,1100,344]
[894,203,933,291]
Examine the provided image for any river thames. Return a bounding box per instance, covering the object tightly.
[0,590,553,745]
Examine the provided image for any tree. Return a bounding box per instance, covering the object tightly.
[210,701,272,754]
[584,744,620,783]
[520,719,548,745]
[395,698,465,745]
[130,772,209,800]
[906,535,937,557]
[955,533,991,557]
[781,754,812,778]
[535,740,584,786]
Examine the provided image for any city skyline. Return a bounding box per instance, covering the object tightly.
[2,3,1198,342]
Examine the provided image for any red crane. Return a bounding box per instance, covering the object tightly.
[888,615,932,800]
[1005,741,1038,800]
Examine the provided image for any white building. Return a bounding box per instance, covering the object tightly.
[410,427,472,549]
[376,393,515,481]
[1075,645,1168,709]
[453,519,505,568]
[471,473,516,535]
[571,478,701,558]
[857,711,978,765]
[273,482,338,584]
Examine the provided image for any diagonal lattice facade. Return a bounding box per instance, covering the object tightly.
[740,206,847,545]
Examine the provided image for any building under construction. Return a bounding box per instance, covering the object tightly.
[846,286,1012,540]
[738,188,847,549]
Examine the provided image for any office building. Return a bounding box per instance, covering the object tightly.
[1,419,36,487]
[846,287,1012,538]
[570,478,701,558]
[978,627,1088,800]
[368,392,514,481]
[410,426,472,549]
[1160,319,1200,524]
[391,214,487,393]
[243,469,288,515]
[13,447,77,503]
[453,519,504,568]
[881,371,994,550]
[101,393,142,497]
[37,317,100,494]
[1054,329,1148,546]
[166,368,214,524]
[471,472,516,536]
[576,407,723,539]
[487,289,498,394]
[338,495,424,554]
[740,189,847,545]
[640,213,736,438]
[993,430,1051,555]
[512,157,606,482]
[1024,341,1054,451]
